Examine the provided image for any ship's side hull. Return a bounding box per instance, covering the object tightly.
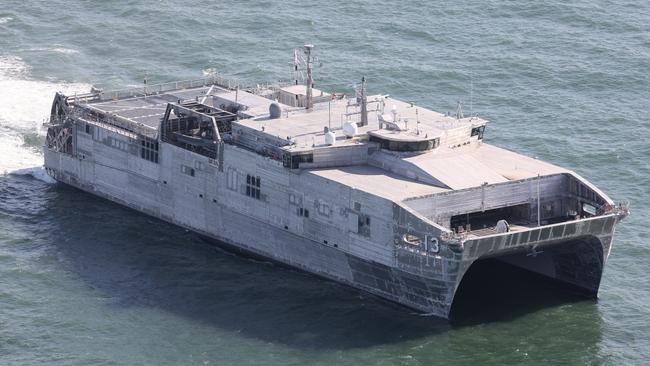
[44,147,458,316]
[45,147,621,319]
[43,116,623,319]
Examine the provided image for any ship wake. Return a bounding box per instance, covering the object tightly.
[0,55,88,182]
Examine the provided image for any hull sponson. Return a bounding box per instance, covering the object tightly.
[393,214,616,316]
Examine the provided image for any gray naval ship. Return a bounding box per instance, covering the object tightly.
[44,45,628,319]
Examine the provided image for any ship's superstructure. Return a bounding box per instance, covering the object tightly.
[44,46,628,318]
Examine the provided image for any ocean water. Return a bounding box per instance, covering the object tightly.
[1,0,649,364]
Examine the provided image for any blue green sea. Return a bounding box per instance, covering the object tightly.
[1,1,648,364]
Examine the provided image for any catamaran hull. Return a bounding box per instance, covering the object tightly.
[44,148,620,319]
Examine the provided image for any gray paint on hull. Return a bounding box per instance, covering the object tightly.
[43,127,623,319]
[47,161,458,316]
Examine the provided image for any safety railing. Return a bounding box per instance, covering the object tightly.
[66,74,251,104]
[66,75,303,106]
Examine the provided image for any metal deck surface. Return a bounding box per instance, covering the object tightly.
[82,86,215,128]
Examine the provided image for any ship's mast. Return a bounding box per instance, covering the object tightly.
[292,44,317,111]
[304,44,314,111]
[359,76,368,126]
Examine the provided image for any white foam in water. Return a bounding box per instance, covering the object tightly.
[25,46,81,55]
[0,16,13,24]
[51,47,80,55]
[0,55,90,183]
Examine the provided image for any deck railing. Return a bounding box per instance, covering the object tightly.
[66,74,248,104]
[66,75,299,105]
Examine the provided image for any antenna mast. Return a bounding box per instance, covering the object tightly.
[470,72,473,116]
[293,49,301,85]
[359,76,368,126]
[292,44,320,111]
[143,71,149,99]
[304,44,314,110]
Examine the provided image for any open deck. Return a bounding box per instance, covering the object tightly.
[78,85,220,129]
[235,95,487,152]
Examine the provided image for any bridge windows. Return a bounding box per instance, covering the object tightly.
[368,135,440,152]
[283,152,314,169]
[471,126,485,140]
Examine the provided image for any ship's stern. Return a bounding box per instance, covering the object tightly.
[394,172,628,319]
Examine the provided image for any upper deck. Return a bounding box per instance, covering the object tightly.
[60,75,569,194]
[234,94,485,151]
[54,71,618,237]
[65,75,486,150]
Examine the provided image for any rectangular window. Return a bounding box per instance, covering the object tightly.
[139,137,159,163]
[358,213,371,237]
[245,174,261,200]
[283,153,314,169]
[297,207,310,218]
[471,126,485,140]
